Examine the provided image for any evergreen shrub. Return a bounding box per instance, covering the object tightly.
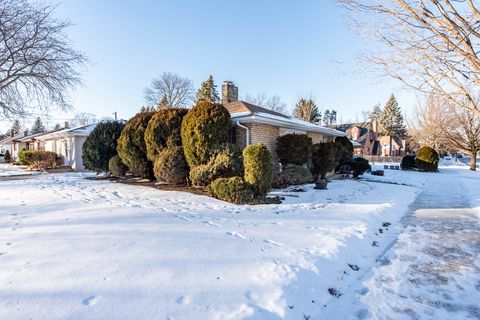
[416,146,439,172]
[117,111,155,179]
[243,144,273,196]
[181,101,231,167]
[275,133,312,165]
[82,121,125,173]
[109,155,128,177]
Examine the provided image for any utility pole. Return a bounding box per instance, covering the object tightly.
[113,112,117,121]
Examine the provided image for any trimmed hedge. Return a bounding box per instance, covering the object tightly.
[181,101,231,167]
[145,108,188,161]
[18,150,60,169]
[416,146,439,172]
[189,144,243,187]
[310,142,337,180]
[153,145,189,185]
[243,144,273,196]
[275,133,312,166]
[400,154,416,170]
[117,111,155,179]
[109,155,128,177]
[273,165,313,188]
[82,121,124,173]
[207,176,254,204]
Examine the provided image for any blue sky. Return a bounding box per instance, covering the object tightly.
[4,0,417,130]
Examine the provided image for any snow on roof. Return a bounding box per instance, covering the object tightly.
[231,109,346,137]
[37,124,97,140]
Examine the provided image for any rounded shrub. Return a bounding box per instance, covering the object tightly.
[145,108,188,161]
[400,154,416,170]
[416,146,439,172]
[117,111,155,179]
[189,144,243,187]
[275,133,312,166]
[347,157,371,178]
[181,101,231,167]
[109,155,128,177]
[243,144,273,196]
[207,176,254,204]
[153,145,189,185]
[273,165,313,188]
[310,142,338,180]
[82,121,125,173]
[4,150,12,163]
[334,136,354,171]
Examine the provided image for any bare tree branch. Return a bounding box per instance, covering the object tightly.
[0,0,87,119]
[144,72,194,108]
[337,0,480,116]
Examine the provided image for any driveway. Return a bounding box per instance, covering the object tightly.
[355,168,480,319]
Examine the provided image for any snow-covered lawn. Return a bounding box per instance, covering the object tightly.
[0,165,477,319]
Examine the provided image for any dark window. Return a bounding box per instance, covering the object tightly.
[228,126,237,144]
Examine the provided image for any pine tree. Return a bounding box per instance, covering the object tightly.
[379,94,406,156]
[292,98,321,123]
[31,117,45,134]
[195,75,219,104]
[140,106,155,113]
[11,120,21,135]
[371,103,382,122]
[323,110,330,125]
[54,123,61,130]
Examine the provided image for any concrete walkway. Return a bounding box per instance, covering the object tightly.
[357,169,480,319]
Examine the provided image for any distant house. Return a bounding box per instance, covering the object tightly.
[331,121,410,156]
[221,81,346,165]
[37,124,97,171]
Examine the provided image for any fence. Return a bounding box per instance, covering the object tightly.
[362,155,403,163]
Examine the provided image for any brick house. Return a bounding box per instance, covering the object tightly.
[221,81,346,165]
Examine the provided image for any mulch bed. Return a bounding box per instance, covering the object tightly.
[86,175,209,196]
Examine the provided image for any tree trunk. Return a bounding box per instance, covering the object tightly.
[470,151,477,171]
[389,136,393,156]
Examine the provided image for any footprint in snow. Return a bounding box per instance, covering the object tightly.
[82,295,98,306]
[175,215,192,222]
[226,231,247,239]
[203,220,222,228]
[263,239,284,247]
[176,295,192,305]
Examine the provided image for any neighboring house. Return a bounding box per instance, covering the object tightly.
[0,134,21,155]
[221,81,346,165]
[37,124,97,171]
[331,121,410,156]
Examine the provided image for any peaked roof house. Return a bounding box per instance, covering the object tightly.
[331,121,409,156]
[36,124,97,171]
[221,81,345,165]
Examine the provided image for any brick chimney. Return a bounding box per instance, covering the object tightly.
[221,81,238,104]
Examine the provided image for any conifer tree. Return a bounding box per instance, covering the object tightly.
[54,123,61,130]
[31,117,45,134]
[11,119,21,135]
[292,98,321,123]
[371,104,382,122]
[158,95,169,109]
[379,94,406,156]
[195,75,219,103]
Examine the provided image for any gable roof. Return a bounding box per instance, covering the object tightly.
[37,124,97,140]
[225,100,346,137]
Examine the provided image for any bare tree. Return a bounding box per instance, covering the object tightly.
[408,95,449,151]
[442,100,480,170]
[0,0,87,119]
[70,113,97,127]
[144,72,194,108]
[337,0,480,116]
[244,93,287,113]
[410,94,480,170]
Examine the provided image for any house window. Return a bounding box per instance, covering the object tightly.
[228,126,237,144]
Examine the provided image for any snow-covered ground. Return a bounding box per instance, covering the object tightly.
[0,165,477,319]
[0,163,31,177]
